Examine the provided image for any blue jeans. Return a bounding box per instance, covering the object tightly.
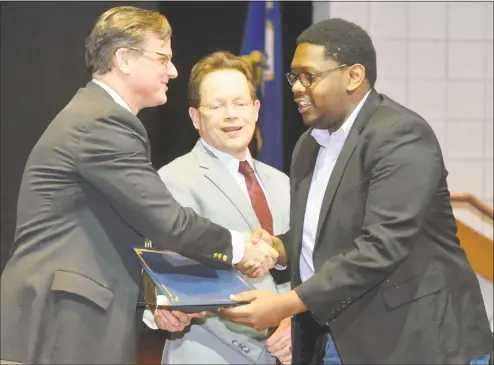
[471,353,491,364]
[322,335,341,365]
[322,337,490,365]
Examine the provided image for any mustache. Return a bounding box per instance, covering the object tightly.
[294,94,314,103]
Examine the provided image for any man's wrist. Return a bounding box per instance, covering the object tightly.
[272,236,287,265]
[281,290,306,318]
[276,256,287,267]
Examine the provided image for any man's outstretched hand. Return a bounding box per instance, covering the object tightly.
[235,233,278,278]
[250,228,287,266]
[219,290,305,331]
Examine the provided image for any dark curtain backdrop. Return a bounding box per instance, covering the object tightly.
[0,2,311,361]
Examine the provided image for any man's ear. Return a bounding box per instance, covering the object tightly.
[114,48,134,75]
[253,99,261,124]
[346,63,365,92]
[189,107,200,131]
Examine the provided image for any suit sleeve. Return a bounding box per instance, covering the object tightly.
[275,174,291,264]
[270,235,291,285]
[76,114,233,269]
[294,118,443,324]
[158,164,245,265]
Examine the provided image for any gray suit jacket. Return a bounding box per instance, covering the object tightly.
[157,141,290,364]
[0,82,235,364]
[283,89,492,364]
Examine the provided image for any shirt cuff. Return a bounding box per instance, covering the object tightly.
[141,295,168,330]
[230,230,245,265]
[274,264,287,270]
[142,309,158,330]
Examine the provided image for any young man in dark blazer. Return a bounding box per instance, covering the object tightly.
[221,18,492,364]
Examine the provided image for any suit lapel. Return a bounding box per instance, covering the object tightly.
[192,142,260,230]
[291,133,320,280]
[314,90,382,244]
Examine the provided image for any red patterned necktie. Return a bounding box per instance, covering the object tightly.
[238,160,273,235]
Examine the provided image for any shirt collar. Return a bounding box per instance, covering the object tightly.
[200,138,254,173]
[311,90,371,148]
[92,79,132,113]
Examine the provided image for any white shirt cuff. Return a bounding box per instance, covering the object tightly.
[141,295,168,330]
[230,230,245,265]
[142,309,158,329]
[274,264,287,270]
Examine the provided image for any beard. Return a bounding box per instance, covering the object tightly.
[303,113,326,129]
[304,112,345,132]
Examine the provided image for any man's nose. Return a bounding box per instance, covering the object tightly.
[291,79,306,94]
[224,103,237,117]
[167,61,178,79]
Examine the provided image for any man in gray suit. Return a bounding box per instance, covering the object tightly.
[0,7,278,365]
[143,51,293,364]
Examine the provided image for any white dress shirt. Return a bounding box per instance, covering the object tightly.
[92,79,132,112]
[90,79,245,263]
[300,91,371,282]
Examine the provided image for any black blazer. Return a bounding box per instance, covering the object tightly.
[283,89,492,364]
[0,82,233,364]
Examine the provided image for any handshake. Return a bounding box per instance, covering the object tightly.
[235,228,285,278]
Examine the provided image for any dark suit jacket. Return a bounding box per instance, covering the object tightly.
[0,82,233,364]
[282,89,492,364]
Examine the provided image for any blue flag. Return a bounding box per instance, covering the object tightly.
[240,1,283,170]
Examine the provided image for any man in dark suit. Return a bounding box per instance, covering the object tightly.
[221,18,493,364]
[0,6,278,365]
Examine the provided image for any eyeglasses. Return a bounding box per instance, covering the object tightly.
[126,47,172,66]
[285,64,348,88]
[199,100,254,114]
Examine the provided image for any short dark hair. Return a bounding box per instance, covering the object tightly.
[296,18,377,87]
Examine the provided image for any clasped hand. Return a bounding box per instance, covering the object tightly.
[235,228,278,278]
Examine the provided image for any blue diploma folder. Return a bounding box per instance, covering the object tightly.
[134,248,254,312]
